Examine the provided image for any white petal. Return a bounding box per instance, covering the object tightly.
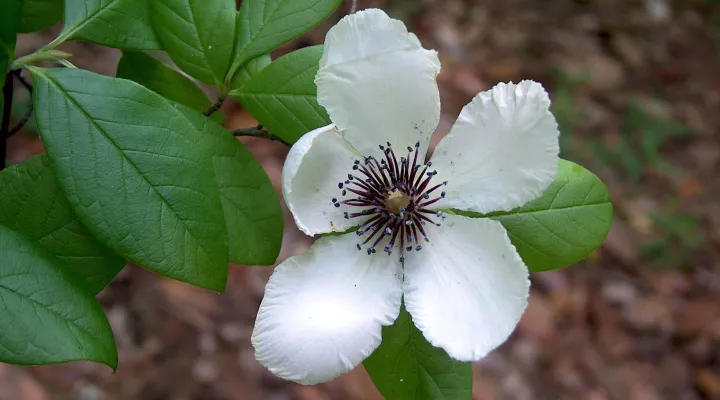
[316,9,441,159]
[431,81,560,214]
[252,234,403,384]
[403,214,529,361]
[282,124,365,235]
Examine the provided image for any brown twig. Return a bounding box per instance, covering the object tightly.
[203,95,225,117]
[232,125,291,147]
[7,70,33,138]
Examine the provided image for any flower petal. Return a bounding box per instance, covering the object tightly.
[403,214,529,361]
[283,124,366,235]
[431,81,560,214]
[252,233,403,384]
[316,9,441,159]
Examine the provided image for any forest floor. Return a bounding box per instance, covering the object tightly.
[2,0,720,399]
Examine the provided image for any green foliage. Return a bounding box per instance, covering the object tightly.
[456,160,613,272]
[1,0,615,386]
[364,304,473,400]
[19,0,63,33]
[0,155,125,293]
[233,45,330,143]
[229,53,271,94]
[151,0,235,86]
[177,104,284,265]
[116,51,212,112]
[30,67,229,291]
[57,0,161,50]
[116,51,226,123]
[228,0,341,83]
[0,224,117,368]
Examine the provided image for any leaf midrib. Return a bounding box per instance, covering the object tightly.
[401,318,466,400]
[480,199,611,219]
[157,0,221,86]
[57,0,118,45]
[36,70,214,271]
[235,0,291,64]
[243,59,319,95]
[0,280,113,358]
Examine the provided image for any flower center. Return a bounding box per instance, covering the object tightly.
[330,142,447,262]
[385,190,410,213]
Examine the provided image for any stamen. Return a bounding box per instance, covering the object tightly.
[335,142,447,261]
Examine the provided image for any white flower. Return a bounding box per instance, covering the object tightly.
[251,9,559,385]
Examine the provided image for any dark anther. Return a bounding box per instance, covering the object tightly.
[335,141,447,261]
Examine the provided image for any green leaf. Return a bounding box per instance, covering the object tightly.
[364,303,473,400]
[152,0,235,86]
[0,155,125,293]
[30,67,229,291]
[178,104,283,265]
[233,46,330,144]
[0,224,117,368]
[116,51,212,112]
[19,0,64,33]
[56,0,161,50]
[228,0,341,82]
[455,160,613,272]
[228,53,271,95]
[116,51,226,124]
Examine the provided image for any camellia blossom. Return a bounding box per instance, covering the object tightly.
[251,9,560,384]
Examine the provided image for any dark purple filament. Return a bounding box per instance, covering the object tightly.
[331,142,447,262]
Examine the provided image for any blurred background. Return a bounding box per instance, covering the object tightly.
[3,0,720,398]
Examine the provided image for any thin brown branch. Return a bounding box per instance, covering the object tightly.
[203,95,225,117]
[231,125,291,147]
[7,70,33,138]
